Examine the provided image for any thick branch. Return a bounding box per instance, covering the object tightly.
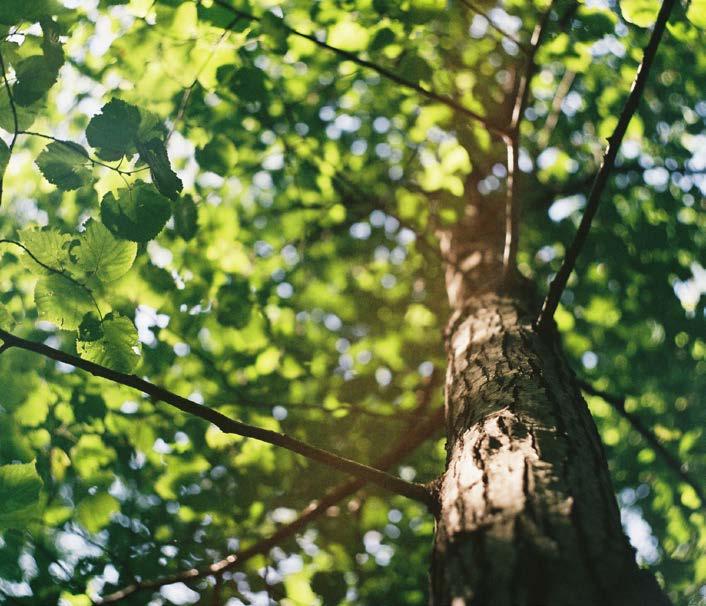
[209,0,506,137]
[536,0,675,330]
[578,379,704,508]
[0,329,432,505]
[95,405,445,604]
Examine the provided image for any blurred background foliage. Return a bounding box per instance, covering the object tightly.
[0,0,704,604]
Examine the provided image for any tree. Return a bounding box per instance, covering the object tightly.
[0,0,704,604]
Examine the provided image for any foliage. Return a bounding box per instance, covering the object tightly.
[0,0,704,605]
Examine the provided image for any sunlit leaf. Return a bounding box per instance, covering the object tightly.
[76,312,141,372]
[75,220,137,283]
[0,462,43,529]
[35,274,94,330]
[620,0,660,27]
[76,493,119,533]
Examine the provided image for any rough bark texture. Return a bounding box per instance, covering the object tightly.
[430,211,669,605]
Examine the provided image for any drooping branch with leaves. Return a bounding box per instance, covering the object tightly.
[0,0,704,605]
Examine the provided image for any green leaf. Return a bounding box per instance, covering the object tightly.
[76,493,119,533]
[76,313,141,372]
[687,0,706,28]
[195,134,238,174]
[0,87,41,132]
[0,303,16,331]
[0,462,43,529]
[19,227,73,274]
[137,139,183,200]
[399,53,432,84]
[75,220,137,283]
[0,0,63,26]
[86,99,141,161]
[100,184,171,242]
[229,67,268,103]
[216,276,252,328]
[370,27,396,51]
[136,108,167,143]
[70,434,116,479]
[13,55,60,106]
[311,571,348,605]
[35,141,92,190]
[0,138,9,183]
[173,195,198,240]
[35,274,94,330]
[620,0,659,27]
[261,11,289,53]
[78,312,102,342]
[328,21,370,52]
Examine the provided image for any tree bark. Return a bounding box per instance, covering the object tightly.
[430,207,669,605]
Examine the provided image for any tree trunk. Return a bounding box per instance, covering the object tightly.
[430,203,669,605]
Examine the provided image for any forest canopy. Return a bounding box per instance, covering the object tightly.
[0,0,704,604]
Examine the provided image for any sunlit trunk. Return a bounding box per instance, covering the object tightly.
[429,204,669,605]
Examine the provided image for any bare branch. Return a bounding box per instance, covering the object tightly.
[502,0,557,280]
[458,0,530,52]
[537,69,576,148]
[536,0,676,330]
[95,386,444,604]
[578,379,704,509]
[0,328,433,506]
[208,0,507,137]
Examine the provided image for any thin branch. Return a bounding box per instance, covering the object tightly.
[458,0,529,52]
[95,391,444,604]
[0,47,19,206]
[163,324,426,422]
[502,0,556,280]
[18,131,147,176]
[536,0,675,330]
[577,379,704,509]
[0,239,103,320]
[167,15,243,143]
[208,0,507,137]
[538,68,576,148]
[0,328,432,506]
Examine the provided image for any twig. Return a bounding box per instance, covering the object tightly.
[0,238,103,320]
[0,48,19,205]
[18,131,147,176]
[95,395,444,604]
[167,15,242,143]
[577,379,704,509]
[538,69,576,148]
[502,0,556,281]
[459,0,529,52]
[0,328,433,506]
[536,0,675,330]
[208,0,508,138]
